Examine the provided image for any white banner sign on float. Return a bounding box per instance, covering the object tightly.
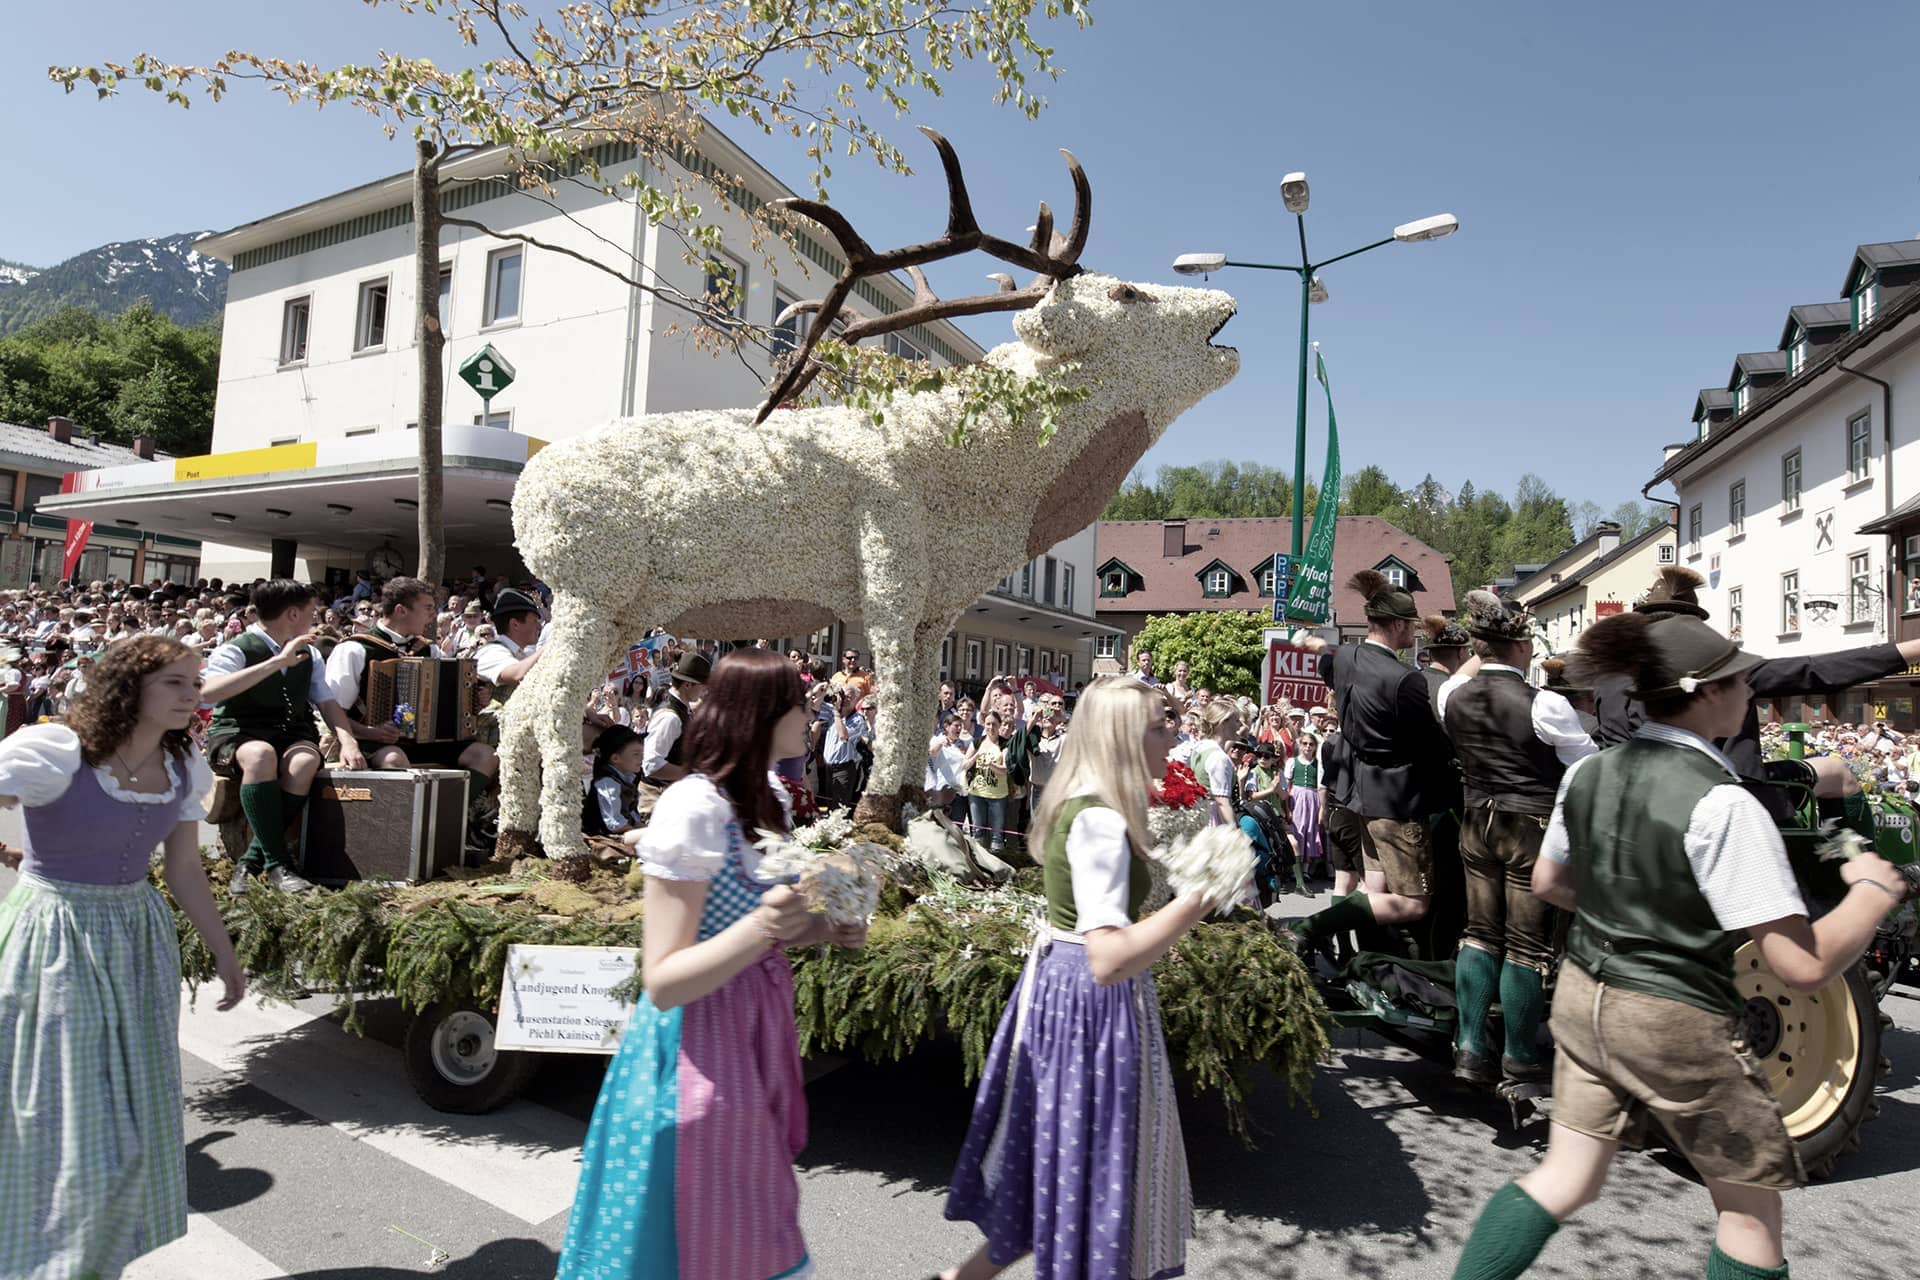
[495,943,641,1054]
[1261,627,1337,708]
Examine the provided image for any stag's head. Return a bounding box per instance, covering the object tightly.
[758,127,1235,428]
[1014,272,1238,416]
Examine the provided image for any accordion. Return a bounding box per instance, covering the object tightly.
[366,657,483,743]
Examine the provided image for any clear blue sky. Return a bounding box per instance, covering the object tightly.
[7,2,1918,511]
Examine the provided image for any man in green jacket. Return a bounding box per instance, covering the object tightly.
[1451,612,1912,1280]
[201,579,366,894]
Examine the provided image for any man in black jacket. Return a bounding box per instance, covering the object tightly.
[1286,571,1455,952]
[1594,566,1920,825]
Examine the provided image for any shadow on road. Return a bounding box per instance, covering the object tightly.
[285,1238,559,1279]
[184,1130,274,1212]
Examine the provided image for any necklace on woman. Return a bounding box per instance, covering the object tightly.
[115,744,161,784]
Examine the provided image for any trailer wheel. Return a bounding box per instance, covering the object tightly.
[403,1002,539,1114]
[1734,943,1888,1180]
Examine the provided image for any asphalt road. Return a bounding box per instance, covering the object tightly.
[2,835,1916,1278]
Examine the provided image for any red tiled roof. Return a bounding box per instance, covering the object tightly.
[1093,516,1456,622]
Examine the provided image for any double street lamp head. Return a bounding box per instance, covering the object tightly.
[1393,213,1459,243]
[1280,171,1310,215]
[1172,252,1227,277]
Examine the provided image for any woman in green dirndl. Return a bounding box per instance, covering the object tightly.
[0,636,247,1279]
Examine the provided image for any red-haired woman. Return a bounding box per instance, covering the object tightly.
[0,636,246,1279]
[558,649,866,1280]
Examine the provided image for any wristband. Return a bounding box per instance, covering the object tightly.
[1852,878,1901,903]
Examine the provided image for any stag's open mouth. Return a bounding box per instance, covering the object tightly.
[1207,306,1237,352]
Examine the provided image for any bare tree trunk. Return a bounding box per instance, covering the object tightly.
[413,139,447,585]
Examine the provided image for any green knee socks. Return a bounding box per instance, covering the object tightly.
[237,782,287,871]
[1300,891,1373,947]
[1500,962,1546,1067]
[1706,1245,1788,1279]
[1452,1181,1558,1280]
[1454,946,1500,1058]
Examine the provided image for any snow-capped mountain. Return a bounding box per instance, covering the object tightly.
[0,233,227,335]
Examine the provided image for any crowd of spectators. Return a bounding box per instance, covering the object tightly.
[1760,717,1920,796]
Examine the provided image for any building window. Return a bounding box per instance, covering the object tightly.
[1101,570,1128,597]
[1383,566,1407,588]
[1016,644,1033,675]
[1781,570,1799,634]
[1058,654,1072,686]
[883,332,927,362]
[771,290,804,358]
[1061,565,1073,612]
[1727,586,1742,640]
[353,278,389,352]
[939,636,952,681]
[1854,271,1879,329]
[1095,635,1117,659]
[437,264,452,334]
[344,426,378,438]
[1782,449,1801,512]
[703,250,746,326]
[1850,552,1873,624]
[1728,480,1745,536]
[1732,373,1749,414]
[964,638,983,679]
[1848,411,1872,483]
[1204,568,1232,596]
[1020,560,1034,598]
[1260,568,1276,596]
[1688,504,1703,556]
[1906,536,1920,614]
[1787,327,1808,376]
[279,296,311,365]
[483,248,523,326]
[992,642,1009,676]
[1043,557,1058,606]
[268,436,300,447]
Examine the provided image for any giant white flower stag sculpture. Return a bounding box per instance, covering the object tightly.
[497,127,1239,855]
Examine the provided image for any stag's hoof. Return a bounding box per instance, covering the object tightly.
[853,790,907,833]
[494,828,544,863]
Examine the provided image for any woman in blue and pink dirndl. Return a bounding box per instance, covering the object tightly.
[558,649,867,1280]
[936,676,1215,1280]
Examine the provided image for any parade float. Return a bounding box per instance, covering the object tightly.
[171,131,1331,1135]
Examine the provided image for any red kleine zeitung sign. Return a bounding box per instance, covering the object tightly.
[1263,638,1330,708]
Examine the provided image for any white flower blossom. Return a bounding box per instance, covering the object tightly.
[496,271,1239,853]
[1155,824,1258,914]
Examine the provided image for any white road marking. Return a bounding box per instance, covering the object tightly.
[178,991,587,1224]
[124,1211,287,1280]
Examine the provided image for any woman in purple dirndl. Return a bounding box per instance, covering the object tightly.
[937,677,1216,1280]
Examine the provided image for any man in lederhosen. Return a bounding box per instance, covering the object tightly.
[325,577,499,854]
[1448,611,1914,1280]
[1435,591,1596,1095]
[636,652,710,813]
[201,579,367,894]
[1286,570,1455,955]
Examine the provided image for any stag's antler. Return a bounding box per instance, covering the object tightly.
[753,125,1090,422]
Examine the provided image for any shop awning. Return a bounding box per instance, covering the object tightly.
[38,426,542,558]
[1857,492,1920,537]
[962,589,1122,638]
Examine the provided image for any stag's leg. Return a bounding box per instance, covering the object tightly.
[534,589,623,856]
[493,690,544,860]
[851,513,929,830]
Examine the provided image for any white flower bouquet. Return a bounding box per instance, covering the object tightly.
[1156,824,1258,915]
[754,820,887,927]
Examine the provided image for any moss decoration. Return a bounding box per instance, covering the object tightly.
[162,857,1327,1140]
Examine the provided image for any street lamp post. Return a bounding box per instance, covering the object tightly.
[1174,180,1458,582]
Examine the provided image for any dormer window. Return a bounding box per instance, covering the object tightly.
[1787,326,1808,376]
[1732,372,1750,414]
[1384,566,1407,588]
[1204,568,1231,596]
[1097,557,1141,599]
[1855,271,1879,329]
[1101,571,1129,597]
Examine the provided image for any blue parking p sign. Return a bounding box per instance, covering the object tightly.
[1271,599,1287,623]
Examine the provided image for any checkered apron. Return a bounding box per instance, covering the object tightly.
[0,873,187,1279]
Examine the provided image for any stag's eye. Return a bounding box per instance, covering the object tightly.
[1109,283,1141,303]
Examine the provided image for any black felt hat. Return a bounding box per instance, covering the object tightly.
[489,588,541,620]
[1464,589,1534,642]
[670,652,711,685]
[1634,567,1710,620]
[1350,569,1418,622]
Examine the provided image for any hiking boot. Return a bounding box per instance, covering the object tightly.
[1452,1046,1498,1089]
[265,866,319,894]
[228,866,257,896]
[1502,1055,1552,1088]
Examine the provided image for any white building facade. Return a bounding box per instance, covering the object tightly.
[1650,238,1920,725]
[43,126,1115,687]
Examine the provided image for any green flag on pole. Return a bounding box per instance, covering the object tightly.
[1286,345,1341,625]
